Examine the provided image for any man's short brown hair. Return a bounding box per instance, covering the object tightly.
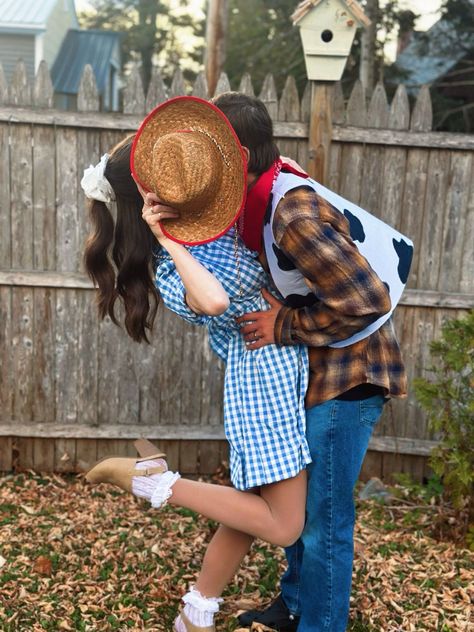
[213,92,280,175]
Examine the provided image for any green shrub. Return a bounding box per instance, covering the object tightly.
[413,310,474,520]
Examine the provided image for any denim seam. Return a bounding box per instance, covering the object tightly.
[323,400,336,630]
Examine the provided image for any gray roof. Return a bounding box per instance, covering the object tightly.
[395,17,472,89]
[51,29,121,95]
[0,0,77,31]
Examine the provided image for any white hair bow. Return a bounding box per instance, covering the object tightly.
[80,154,116,206]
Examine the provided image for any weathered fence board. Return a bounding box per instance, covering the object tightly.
[400,148,430,290]
[0,437,12,471]
[11,288,34,422]
[460,158,474,294]
[33,124,56,270]
[359,83,387,216]
[55,288,81,424]
[34,61,54,109]
[159,306,186,426]
[0,287,12,423]
[9,61,31,107]
[33,287,55,422]
[410,85,432,132]
[0,120,11,269]
[439,152,472,292]
[77,290,98,426]
[0,424,439,453]
[10,123,33,269]
[0,63,8,106]
[3,106,474,149]
[418,150,451,290]
[278,75,301,164]
[77,64,99,113]
[0,61,473,479]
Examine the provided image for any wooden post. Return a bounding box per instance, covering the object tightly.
[205,0,228,97]
[359,0,378,96]
[307,82,334,184]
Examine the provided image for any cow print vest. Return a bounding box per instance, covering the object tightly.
[263,172,414,348]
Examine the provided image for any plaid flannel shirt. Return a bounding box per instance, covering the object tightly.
[265,187,407,407]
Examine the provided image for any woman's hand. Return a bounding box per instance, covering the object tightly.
[141,198,179,244]
[135,182,180,244]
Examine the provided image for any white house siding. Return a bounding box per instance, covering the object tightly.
[0,33,35,81]
[43,0,77,67]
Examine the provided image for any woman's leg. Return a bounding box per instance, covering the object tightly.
[88,456,306,546]
[169,471,307,547]
[195,525,254,597]
[175,482,302,628]
[175,525,254,629]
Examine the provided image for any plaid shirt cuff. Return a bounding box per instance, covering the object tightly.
[274,306,296,345]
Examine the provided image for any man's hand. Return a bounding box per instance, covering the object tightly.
[236,288,283,350]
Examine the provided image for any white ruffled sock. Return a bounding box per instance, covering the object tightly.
[131,459,181,508]
[180,587,222,627]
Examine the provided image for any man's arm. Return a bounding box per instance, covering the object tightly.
[236,188,391,349]
[273,188,391,347]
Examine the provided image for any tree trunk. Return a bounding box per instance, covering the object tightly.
[359,0,379,97]
[205,0,228,97]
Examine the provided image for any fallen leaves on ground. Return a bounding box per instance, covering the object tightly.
[0,472,472,631]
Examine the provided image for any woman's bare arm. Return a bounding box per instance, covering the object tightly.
[140,188,229,316]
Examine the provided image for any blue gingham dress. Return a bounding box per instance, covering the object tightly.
[155,232,312,490]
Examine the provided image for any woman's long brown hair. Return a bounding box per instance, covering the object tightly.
[83,135,159,343]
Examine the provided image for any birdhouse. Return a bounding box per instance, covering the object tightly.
[292,0,371,81]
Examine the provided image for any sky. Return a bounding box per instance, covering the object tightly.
[384,0,443,59]
[74,0,443,62]
[399,0,443,29]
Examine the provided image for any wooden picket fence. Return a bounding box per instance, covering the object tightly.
[0,59,473,481]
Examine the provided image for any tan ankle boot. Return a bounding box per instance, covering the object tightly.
[85,454,166,493]
[174,611,215,632]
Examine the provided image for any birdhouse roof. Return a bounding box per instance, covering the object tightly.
[292,0,371,28]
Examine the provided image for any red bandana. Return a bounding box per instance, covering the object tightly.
[239,158,309,252]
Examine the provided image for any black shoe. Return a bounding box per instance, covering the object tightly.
[237,593,300,631]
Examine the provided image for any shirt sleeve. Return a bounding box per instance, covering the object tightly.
[155,260,211,327]
[272,188,392,347]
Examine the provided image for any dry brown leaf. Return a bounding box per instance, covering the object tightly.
[234,598,261,610]
[33,555,52,576]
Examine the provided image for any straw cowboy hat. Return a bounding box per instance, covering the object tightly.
[131,96,247,245]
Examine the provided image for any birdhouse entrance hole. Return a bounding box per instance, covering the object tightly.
[321,29,334,42]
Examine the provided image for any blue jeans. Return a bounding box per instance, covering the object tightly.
[281,395,385,632]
